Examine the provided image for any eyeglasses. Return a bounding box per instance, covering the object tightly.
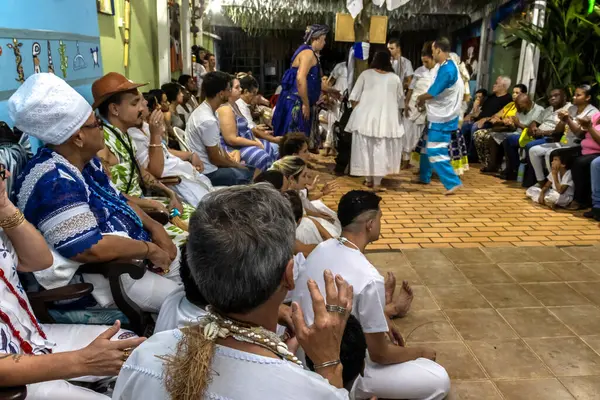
[82,117,104,130]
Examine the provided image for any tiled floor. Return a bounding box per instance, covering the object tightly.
[367,247,600,400]
[317,159,600,249]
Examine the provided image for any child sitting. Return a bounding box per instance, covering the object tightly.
[526,154,574,208]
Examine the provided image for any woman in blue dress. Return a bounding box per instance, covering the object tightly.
[272,25,338,150]
[218,77,279,171]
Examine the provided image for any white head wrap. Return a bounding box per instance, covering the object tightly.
[8,73,93,145]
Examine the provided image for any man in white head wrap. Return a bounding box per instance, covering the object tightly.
[10,73,183,313]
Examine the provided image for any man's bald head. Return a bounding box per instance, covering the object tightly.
[515,93,532,113]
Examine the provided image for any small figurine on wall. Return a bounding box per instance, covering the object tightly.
[91,46,100,68]
[73,41,87,71]
[6,38,24,83]
[47,40,55,74]
[58,40,68,78]
[32,42,42,74]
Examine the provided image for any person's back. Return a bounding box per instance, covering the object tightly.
[115,329,347,399]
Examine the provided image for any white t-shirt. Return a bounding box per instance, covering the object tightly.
[0,231,54,355]
[564,104,600,145]
[392,56,414,107]
[331,62,349,95]
[548,170,574,197]
[114,329,349,399]
[186,101,221,175]
[292,239,388,334]
[235,98,257,129]
[154,287,206,333]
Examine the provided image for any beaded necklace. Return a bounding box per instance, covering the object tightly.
[0,269,48,354]
[198,307,302,366]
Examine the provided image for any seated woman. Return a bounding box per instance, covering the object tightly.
[529,84,599,186]
[560,112,600,210]
[128,93,213,207]
[0,165,145,399]
[474,84,526,172]
[161,83,186,131]
[284,189,332,245]
[113,185,352,399]
[217,77,279,172]
[270,156,341,240]
[236,74,281,144]
[10,73,183,313]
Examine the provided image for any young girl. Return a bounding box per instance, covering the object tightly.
[526,154,574,208]
[270,156,341,240]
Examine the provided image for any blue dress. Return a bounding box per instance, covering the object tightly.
[272,44,322,148]
[221,110,279,171]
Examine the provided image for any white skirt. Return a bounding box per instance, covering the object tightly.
[350,133,403,177]
[402,119,424,155]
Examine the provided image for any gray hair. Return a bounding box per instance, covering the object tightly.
[186,183,296,314]
[498,76,512,90]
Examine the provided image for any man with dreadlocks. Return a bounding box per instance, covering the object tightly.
[272,24,340,151]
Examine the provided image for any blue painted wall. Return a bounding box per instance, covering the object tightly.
[0,0,103,127]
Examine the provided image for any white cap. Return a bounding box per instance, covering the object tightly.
[8,73,93,145]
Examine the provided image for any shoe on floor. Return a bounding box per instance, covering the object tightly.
[583,208,600,221]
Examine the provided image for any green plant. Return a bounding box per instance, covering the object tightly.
[503,0,600,102]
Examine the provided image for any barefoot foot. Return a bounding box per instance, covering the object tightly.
[445,184,463,196]
[388,280,414,319]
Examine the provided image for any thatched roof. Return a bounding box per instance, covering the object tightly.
[215,0,505,34]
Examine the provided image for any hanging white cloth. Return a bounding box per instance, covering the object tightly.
[347,0,363,18]
[385,0,412,10]
[522,43,536,85]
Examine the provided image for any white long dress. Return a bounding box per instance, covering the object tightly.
[346,69,405,177]
[295,189,342,243]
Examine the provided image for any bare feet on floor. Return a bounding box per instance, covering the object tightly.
[385,276,414,319]
[445,184,463,196]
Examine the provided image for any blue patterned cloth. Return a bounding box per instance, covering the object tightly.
[221,113,279,171]
[13,147,149,260]
[272,44,322,143]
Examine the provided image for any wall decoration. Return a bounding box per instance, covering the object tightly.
[461,36,480,81]
[32,42,41,74]
[58,40,68,78]
[0,46,2,56]
[369,15,388,44]
[91,46,99,68]
[72,41,87,71]
[97,0,115,15]
[6,38,24,83]
[335,13,355,42]
[47,40,55,74]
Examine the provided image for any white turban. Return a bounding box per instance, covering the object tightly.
[8,73,93,145]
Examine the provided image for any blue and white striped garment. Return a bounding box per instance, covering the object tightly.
[221,114,279,171]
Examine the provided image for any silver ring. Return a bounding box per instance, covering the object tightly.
[326,304,347,314]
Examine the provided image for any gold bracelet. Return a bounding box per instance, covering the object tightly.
[148,144,162,148]
[0,210,25,230]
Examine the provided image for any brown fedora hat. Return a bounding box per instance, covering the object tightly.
[92,72,148,109]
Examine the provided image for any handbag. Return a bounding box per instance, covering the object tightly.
[518,128,534,148]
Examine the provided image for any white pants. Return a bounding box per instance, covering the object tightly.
[402,119,425,161]
[26,324,136,400]
[351,355,451,400]
[529,143,564,181]
[173,174,213,208]
[526,186,573,207]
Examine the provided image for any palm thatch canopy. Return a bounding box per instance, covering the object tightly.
[214,0,506,34]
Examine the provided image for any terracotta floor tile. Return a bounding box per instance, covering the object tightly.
[407,285,440,311]
[495,379,577,400]
[476,284,542,308]
[513,241,545,247]
[544,262,600,282]
[481,247,535,263]
[449,381,503,400]
[402,248,452,266]
[499,263,562,283]
[445,309,518,341]
[389,243,421,250]
[457,264,514,284]
[428,285,491,309]
[441,248,492,264]
[559,376,600,400]
[365,244,391,250]
[407,341,487,380]
[393,310,460,342]
[467,339,551,379]
[524,246,577,262]
[523,283,591,306]
[452,242,485,248]
[421,243,454,248]
[410,265,469,286]
[563,246,600,261]
[580,335,600,353]
[498,307,573,338]
[549,305,600,336]
[526,337,600,376]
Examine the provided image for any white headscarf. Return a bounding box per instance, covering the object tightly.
[8,73,92,145]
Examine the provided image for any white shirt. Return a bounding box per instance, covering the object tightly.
[154,287,206,333]
[391,56,414,106]
[564,104,600,145]
[548,170,574,198]
[538,103,572,132]
[193,62,207,91]
[236,98,257,129]
[113,329,349,399]
[292,239,388,334]
[186,101,221,175]
[0,231,54,355]
[331,62,349,95]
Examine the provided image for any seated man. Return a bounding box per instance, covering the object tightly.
[93,72,192,246]
[0,170,144,399]
[293,190,450,400]
[480,93,544,173]
[178,74,200,110]
[461,76,512,158]
[128,93,213,207]
[186,71,255,186]
[501,88,570,180]
[10,73,182,313]
[114,184,351,399]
